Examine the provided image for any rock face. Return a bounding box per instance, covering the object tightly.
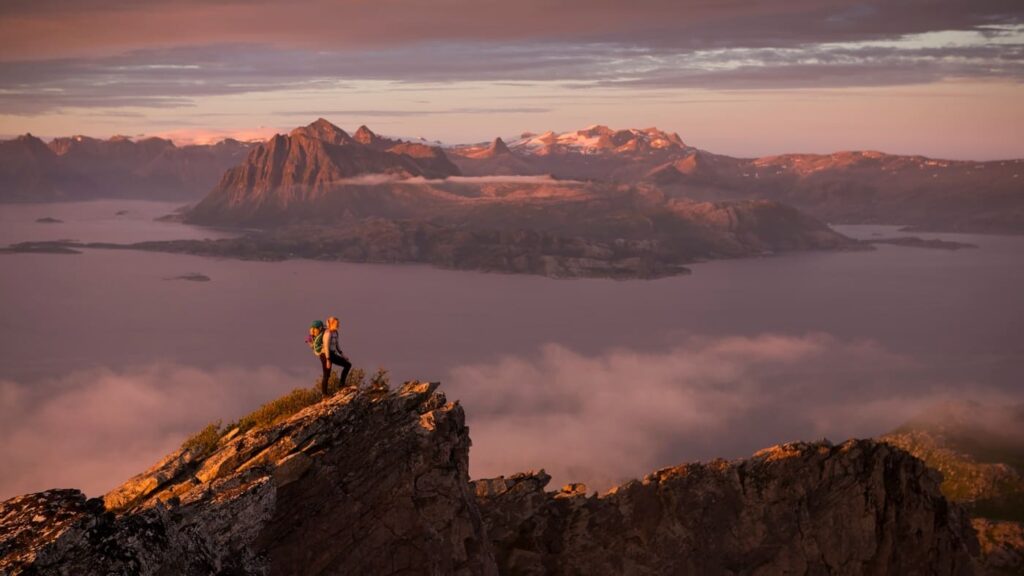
[188,119,460,224]
[0,383,982,575]
[880,401,1024,574]
[0,382,495,575]
[473,441,978,576]
[973,518,1024,574]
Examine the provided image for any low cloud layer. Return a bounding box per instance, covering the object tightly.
[332,174,581,186]
[0,364,310,499]
[447,333,1015,491]
[1,332,1017,501]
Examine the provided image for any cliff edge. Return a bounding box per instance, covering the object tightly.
[0,382,981,575]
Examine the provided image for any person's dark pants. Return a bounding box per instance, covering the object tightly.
[320,352,353,397]
[330,352,352,389]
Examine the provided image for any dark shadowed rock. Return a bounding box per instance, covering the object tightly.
[1,382,496,576]
[0,383,984,575]
[474,441,979,576]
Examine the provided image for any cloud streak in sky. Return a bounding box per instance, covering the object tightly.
[2,33,1022,115]
[1,0,1021,58]
[0,1,1021,114]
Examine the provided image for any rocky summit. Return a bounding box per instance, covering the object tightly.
[0,382,983,575]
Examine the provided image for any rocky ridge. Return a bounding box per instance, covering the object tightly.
[0,382,983,575]
[881,402,1024,574]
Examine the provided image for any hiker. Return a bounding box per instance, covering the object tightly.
[325,316,353,391]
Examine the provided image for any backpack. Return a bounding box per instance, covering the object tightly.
[311,331,324,355]
[306,325,325,356]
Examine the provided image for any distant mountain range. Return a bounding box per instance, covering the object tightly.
[0,133,250,202]
[3,120,1020,233]
[451,125,1024,234]
[170,119,855,278]
[14,118,1024,277]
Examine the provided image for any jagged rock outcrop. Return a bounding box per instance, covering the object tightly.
[473,441,978,576]
[973,519,1024,574]
[187,119,461,224]
[880,402,1024,574]
[0,382,495,576]
[1,383,984,575]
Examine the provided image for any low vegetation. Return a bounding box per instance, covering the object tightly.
[177,366,392,453]
[883,428,1024,522]
[181,421,223,458]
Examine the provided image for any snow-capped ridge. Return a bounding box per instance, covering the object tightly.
[510,125,687,156]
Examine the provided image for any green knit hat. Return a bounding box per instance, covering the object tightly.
[311,320,324,329]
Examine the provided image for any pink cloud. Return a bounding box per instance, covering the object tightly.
[446,333,1012,491]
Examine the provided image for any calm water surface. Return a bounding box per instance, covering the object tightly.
[1,201,1021,497]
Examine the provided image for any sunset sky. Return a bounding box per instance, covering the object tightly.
[1,0,1022,159]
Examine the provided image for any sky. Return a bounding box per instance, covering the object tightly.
[0,0,1022,159]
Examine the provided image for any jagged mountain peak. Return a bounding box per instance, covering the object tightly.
[289,117,353,145]
[488,136,511,156]
[353,124,378,145]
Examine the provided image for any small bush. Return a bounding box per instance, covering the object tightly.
[369,367,390,390]
[234,387,322,434]
[182,421,222,457]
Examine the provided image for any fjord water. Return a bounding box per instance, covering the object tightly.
[1,201,1022,497]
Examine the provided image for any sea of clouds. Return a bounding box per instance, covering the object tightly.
[1,332,1016,499]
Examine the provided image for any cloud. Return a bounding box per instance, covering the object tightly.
[1,1,1021,59]
[1,40,1021,115]
[0,363,311,500]
[272,107,552,118]
[446,333,1016,491]
[150,126,281,145]
[1,334,1019,502]
[0,5,1021,113]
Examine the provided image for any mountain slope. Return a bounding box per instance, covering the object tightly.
[0,133,251,202]
[882,401,1024,574]
[0,135,58,201]
[0,382,979,575]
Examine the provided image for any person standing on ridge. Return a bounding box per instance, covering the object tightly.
[324,316,353,393]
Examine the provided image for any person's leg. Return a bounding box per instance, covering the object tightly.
[330,352,352,387]
[319,354,331,397]
[338,355,352,388]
